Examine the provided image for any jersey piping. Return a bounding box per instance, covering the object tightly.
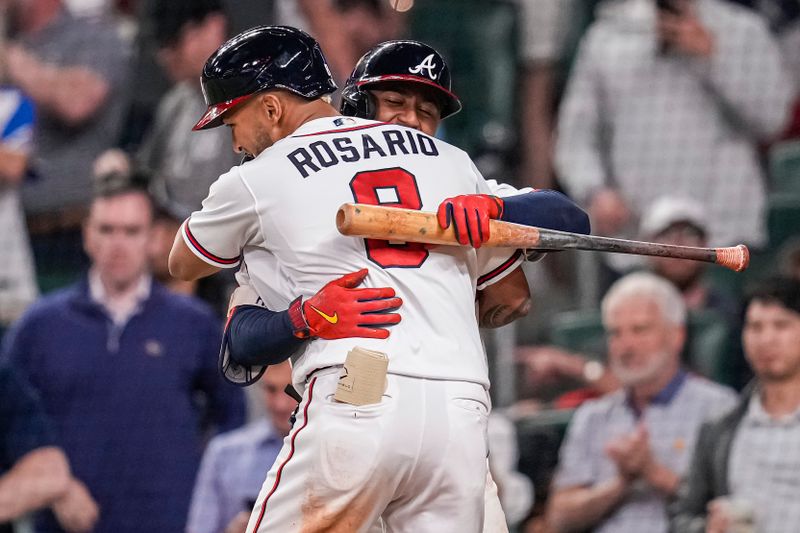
[291,122,386,138]
[183,220,242,266]
[477,249,523,287]
[251,376,316,530]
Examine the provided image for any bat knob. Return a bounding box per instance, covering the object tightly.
[715,244,750,272]
[337,203,358,235]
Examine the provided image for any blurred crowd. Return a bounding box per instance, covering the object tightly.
[1,0,800,532]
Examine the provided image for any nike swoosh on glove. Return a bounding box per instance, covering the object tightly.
[290,268,403,340]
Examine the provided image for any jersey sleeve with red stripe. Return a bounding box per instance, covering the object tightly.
[476,249,525,290]
[473,170,530,290]
[181,167,264,269]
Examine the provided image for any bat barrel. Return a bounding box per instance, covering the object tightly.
[337,203,459,245]
[338,203,543,247]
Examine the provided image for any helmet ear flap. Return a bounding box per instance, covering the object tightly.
[340,87,376,119]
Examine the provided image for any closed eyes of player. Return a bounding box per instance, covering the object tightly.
[379,95,438,118]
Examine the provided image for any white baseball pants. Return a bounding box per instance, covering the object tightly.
[246,367,490,533]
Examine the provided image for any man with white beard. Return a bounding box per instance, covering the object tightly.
[545,272,737,533]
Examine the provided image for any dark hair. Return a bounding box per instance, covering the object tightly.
[150,0,225,49]
[92,169,155,219]
[744,277,800,315]
[93,167,148,196]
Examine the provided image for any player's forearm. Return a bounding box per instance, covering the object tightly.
[0,447,70,521]
[547,478,629,532]
[168,230,223,281]
[500,190,590,235]
[225,303,306,366]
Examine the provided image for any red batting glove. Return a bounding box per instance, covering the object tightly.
[288,268,402,340]
[437,194,504,248]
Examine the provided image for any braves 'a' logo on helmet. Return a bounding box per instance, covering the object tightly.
[340,40,462,120]
[408,54,438,80]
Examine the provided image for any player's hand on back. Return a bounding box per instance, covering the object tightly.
[437,194,504,248]
[297,268,402,340]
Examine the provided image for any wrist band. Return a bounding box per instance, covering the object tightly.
[288,297,310,339]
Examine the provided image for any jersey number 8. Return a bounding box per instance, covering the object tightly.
[349,167,429,268]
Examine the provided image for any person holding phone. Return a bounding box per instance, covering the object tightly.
[655,0,714,56]
[555,0,793,277]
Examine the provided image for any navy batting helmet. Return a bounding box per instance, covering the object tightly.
[193,25,337,131]
[340,40,462,120]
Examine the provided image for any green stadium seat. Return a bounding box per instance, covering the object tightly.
[767,193,800,250]
[685,310,733,386]
[703,247,777,308]
[769,141,800,194]
[549,309,606,360]
[703,265,743,302]
[515,408,575,504]
[36,272,82,295]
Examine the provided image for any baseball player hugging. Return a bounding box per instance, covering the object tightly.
[169,26,589,533]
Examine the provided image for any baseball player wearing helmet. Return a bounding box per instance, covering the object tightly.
[222,40,590,532]
[169,27,588,532]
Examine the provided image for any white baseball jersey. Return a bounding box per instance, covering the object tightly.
[184,116,521,389]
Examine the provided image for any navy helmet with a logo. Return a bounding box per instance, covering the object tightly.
[193,25,337,131]
[340,40,462,120]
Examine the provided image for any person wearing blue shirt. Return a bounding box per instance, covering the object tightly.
[1,177,246,533]
[186,360,295,533]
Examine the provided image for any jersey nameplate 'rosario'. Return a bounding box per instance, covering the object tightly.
[287,125,439,178]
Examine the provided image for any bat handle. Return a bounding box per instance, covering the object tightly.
[715,244,750,272]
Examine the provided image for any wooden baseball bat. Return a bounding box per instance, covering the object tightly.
[336,203,750,272]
